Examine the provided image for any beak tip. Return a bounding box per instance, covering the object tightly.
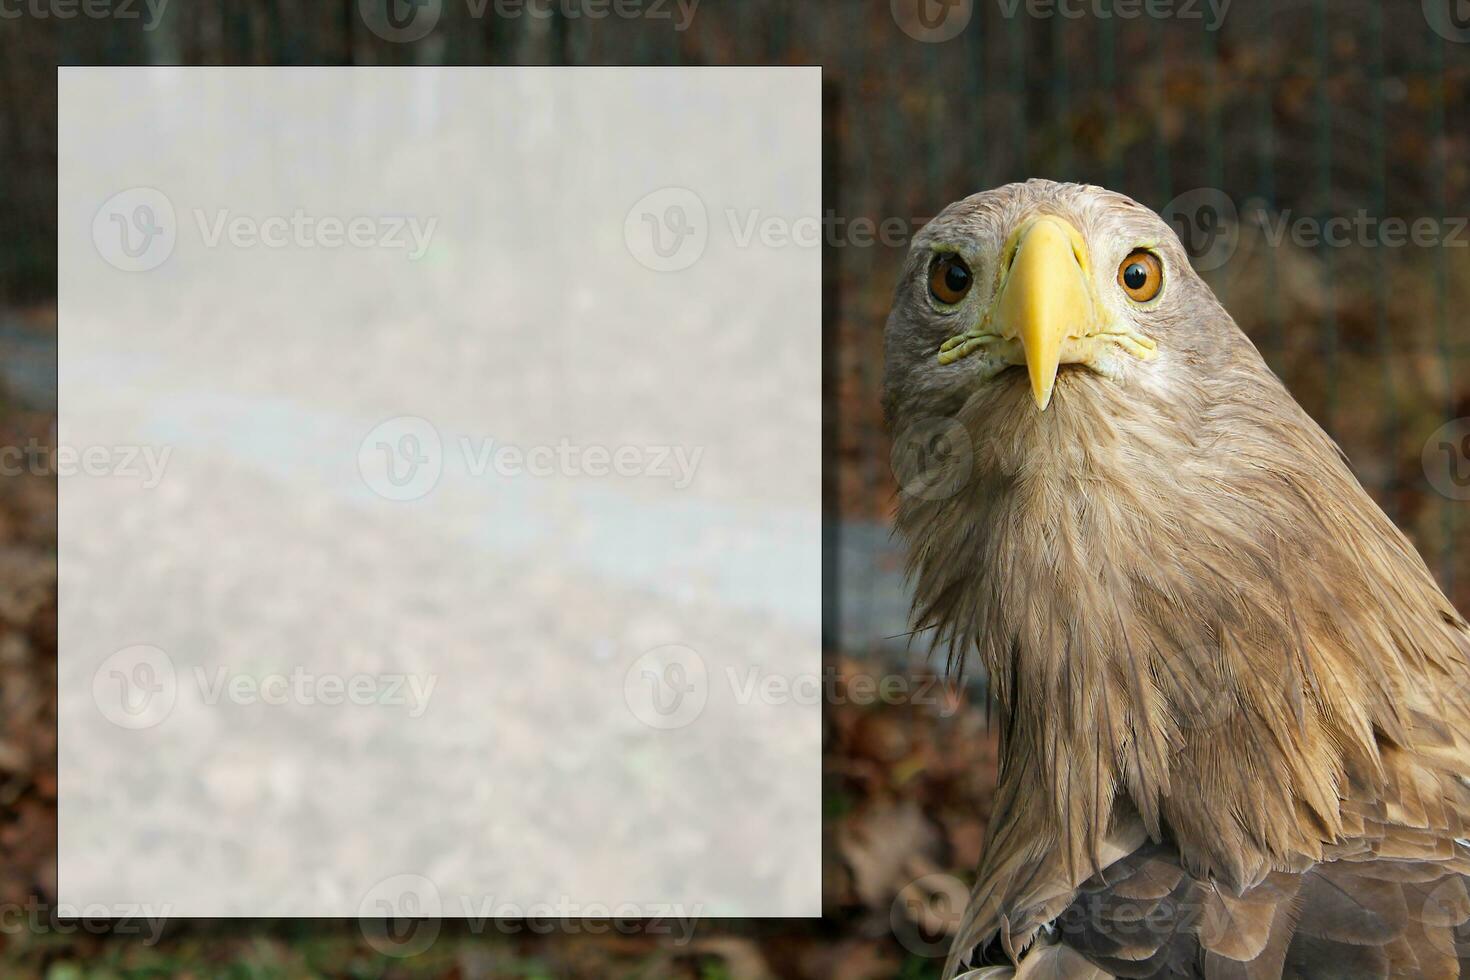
[1028,368,1058,411]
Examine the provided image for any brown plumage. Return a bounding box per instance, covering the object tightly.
[882,180,1470,978]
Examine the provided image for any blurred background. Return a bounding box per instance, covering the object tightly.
[3,0,1469,976]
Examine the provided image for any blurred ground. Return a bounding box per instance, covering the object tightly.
[0,307,58,914]
[0,308,997,970]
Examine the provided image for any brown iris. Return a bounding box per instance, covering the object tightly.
[929,254,973,305]
[1117,250,1163,302]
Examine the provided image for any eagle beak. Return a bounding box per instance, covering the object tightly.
[994,216,1097,411]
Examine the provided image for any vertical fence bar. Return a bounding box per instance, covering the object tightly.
[970,0,988,189]
[767,0,789,66]
[1429,26,1455,596]
[1099,2,1120,190]
[1204,14,1224,305]
[1052,12,1072,179]
[823,77,842,657]
[1011,5,1027,179]
[1369,0,1398,518]
[1314,0,1337,431]
[926,41,944,196]
[1152,16,1172,205]
[849,3,884,658]
[1256,29,1281,369]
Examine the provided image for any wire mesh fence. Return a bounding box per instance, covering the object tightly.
[2,0,1467,661]
[823,0,1470,660]
[0,4,1466,975]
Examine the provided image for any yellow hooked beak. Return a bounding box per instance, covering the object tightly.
[994,216,1098,411]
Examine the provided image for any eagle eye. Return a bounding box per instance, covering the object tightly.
[929,254,973,305]
[1118,250,1163,302]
